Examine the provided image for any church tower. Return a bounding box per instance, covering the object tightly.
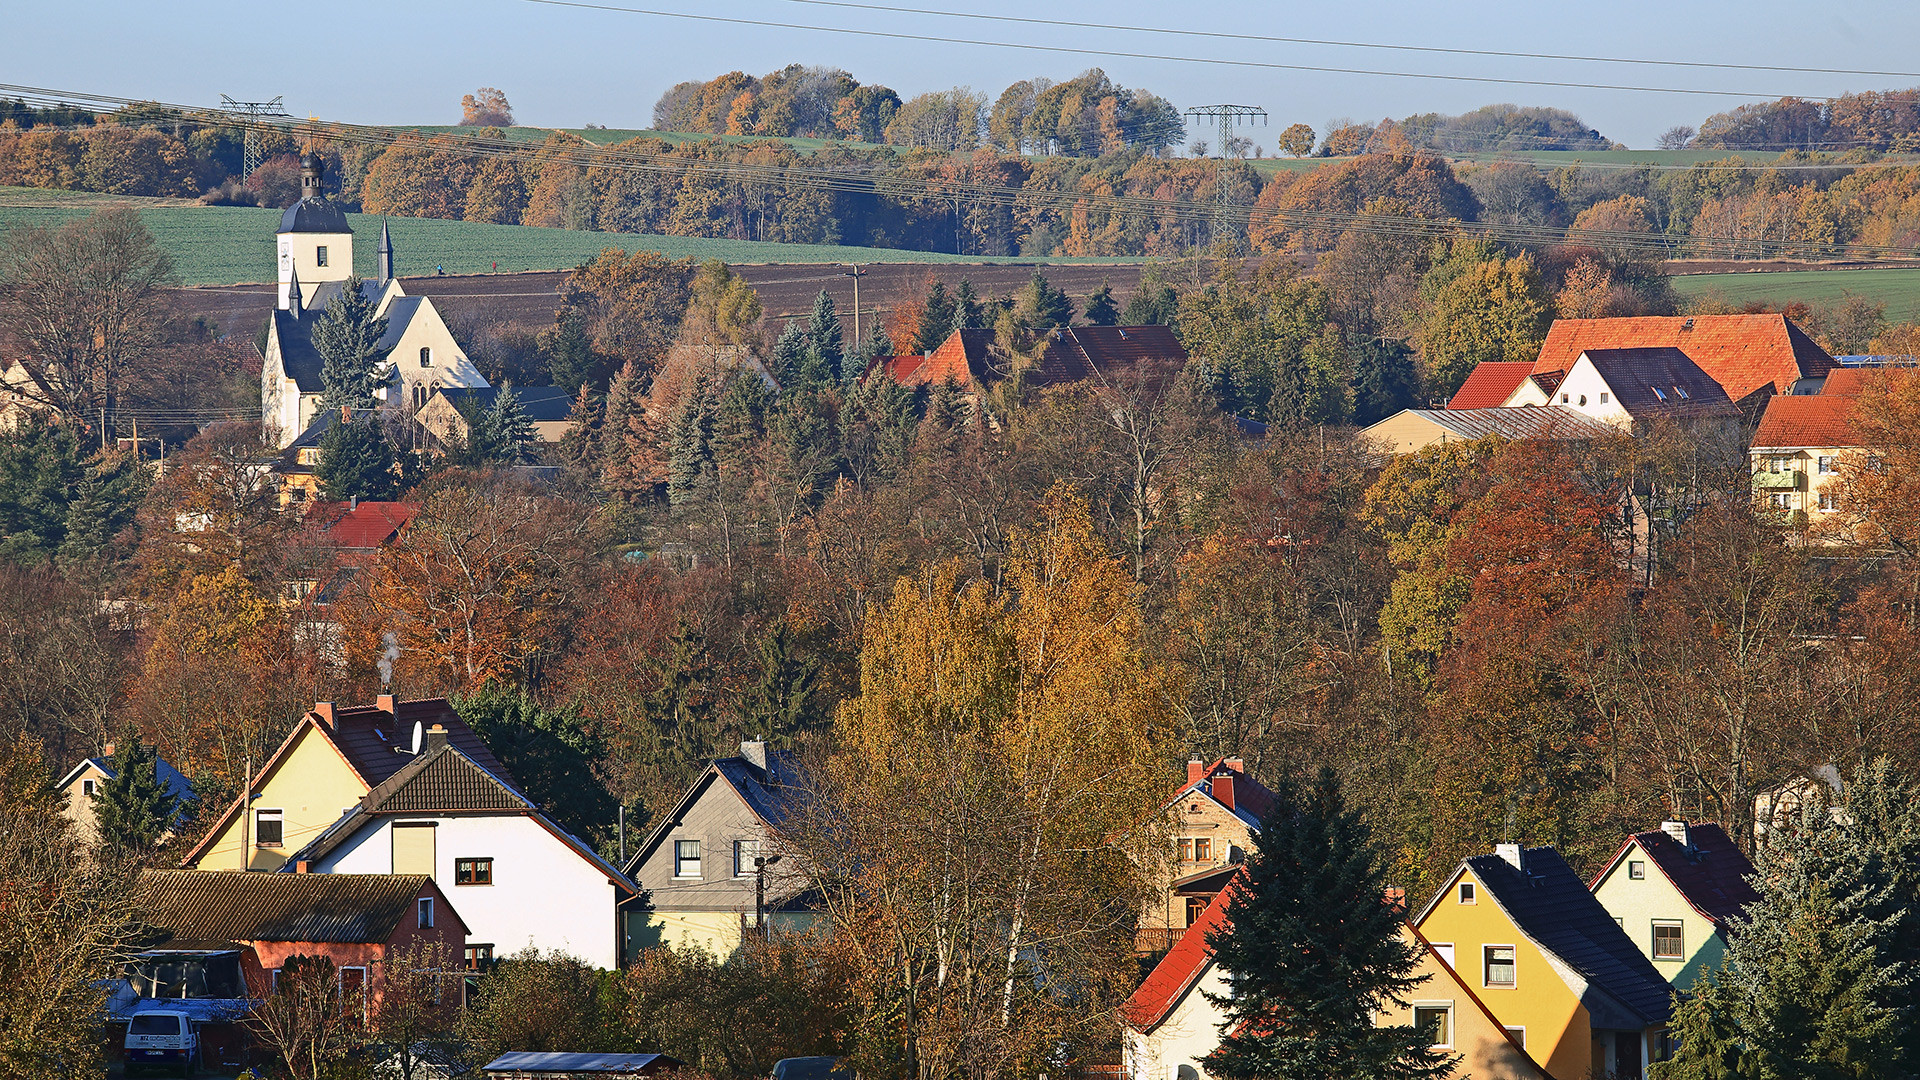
[276,153,353,310]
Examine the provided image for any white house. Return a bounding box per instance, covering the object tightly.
[284,725,637,970]
[261,155,487,448]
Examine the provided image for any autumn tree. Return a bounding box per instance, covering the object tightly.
[559,250,696,377]
[372,941,462,1080]
[457,948,627,1058]
[130,422,292,597]
[792,486,1174,1080]
[0,564,126,764]
[248,953,355,1080]
[1416,239,1553,398]
[0,207,173,429]
[1278,122,1316,158]
[459,87,515,127]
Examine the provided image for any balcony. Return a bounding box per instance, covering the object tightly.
[1752,470,1801,490]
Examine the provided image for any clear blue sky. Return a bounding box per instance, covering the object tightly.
[9,0,1920,148]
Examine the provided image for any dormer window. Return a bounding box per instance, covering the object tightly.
[316,245,329,267]
[1675,386,1690,400]
[1652,387,1668,401]
[420,347,432,368]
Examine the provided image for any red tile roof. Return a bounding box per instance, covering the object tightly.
[1448,362,1536,409]
[1592,823,1759,927]
[882,326,1187,391]
[306,501,417,551]
[1752,395,1863,449]
[1535,315,1834,403]
[1124,879,1236,1031]
[1822,366,1919,398]
[1170,758,1276,823]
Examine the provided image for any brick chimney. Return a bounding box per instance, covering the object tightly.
[294,860,311,874]
[102,741,116,759]
[424,724,449,753]
[1661,820,1690,847]
[1187,757,1206,784]
[1213,774,1236,811]
[313,701,335,724]
[376,694,396,715]
[1222,757,1245,774]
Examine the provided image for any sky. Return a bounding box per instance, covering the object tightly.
[9,0,1920,149]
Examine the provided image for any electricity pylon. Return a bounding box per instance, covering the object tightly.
[219,94,290,179]
[1185,105,1267,248]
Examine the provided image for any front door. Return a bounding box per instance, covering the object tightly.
[1614,1031,1643,1079]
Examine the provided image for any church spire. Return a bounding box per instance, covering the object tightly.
[379,218,394,284]
[287,262,303,317]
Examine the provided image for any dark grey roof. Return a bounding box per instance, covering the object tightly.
[1580,347,1738,420]
[279,196,351,235]
[434,386,578,424]
[138,870,453,948]
[1460,847,1675,1028]
[273,310,326,394]
[274,406,380,471]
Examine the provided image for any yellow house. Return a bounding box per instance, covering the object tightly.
[181,697,515,872]
[57,749,193,848]
[1416,844,1674,1080]
[1589,822,1758,991]
[1124,886,1545,1080]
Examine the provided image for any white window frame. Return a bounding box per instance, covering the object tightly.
[1504,1026,1526,1049]
[674,839,702,879]
[1430,942,1455,969]
[1768,492,1793,510]
[1458,881,1476,904]
[1628,860,1646,880]
[1818,491,1840,512]
[255,808,285,848]
[733,839,762,878]
[1652,920,1685,961]
[1818,455,1837,475]
[1411,1001,1454,1049]
[1484,944,1517,988]
[417,897,434,929]
[82,778,96,797]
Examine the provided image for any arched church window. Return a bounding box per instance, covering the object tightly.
[420,347,432,367]
[412,385,426,411]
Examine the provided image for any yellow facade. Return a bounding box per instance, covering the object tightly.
[1376,927,1546,1080]
[189,722,367,872]
[1415,868,1593,1080]
[1591,840,1728,991]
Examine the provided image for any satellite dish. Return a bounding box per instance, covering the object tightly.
[410,721,423,755]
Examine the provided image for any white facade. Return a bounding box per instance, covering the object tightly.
[375,297,488,414]
[1126,962,1231,1080]
[279,230,353,311]
[312,813,623,970]
[1539,355,1635,430]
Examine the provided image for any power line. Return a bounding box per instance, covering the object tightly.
[757,0,1920,82]
[512,0,1807,101]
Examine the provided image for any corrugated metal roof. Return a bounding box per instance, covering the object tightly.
[1387,407,1620,442]
[482,1052,682,1075]
[138,871,439,947]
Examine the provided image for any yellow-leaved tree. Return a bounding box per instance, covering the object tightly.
[794,484,1176,1080]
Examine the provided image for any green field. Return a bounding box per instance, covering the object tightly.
[1671,268,1920,318]
[0,188,1143,286]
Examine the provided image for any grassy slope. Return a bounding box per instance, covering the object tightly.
[1671,268,1920,319]
[0,188,1141,286]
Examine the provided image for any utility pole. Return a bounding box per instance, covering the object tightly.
[1184,105,1267,248]
[843,265,867,349]
[219,95,290,180]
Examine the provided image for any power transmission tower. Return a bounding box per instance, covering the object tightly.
[1184,104,1267,249]
[219,94,289,179]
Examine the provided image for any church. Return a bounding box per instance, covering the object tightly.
[260,154,489,449]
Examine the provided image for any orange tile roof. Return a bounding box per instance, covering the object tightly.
[306,500,417,551]
[1752,395,1863,449]
[1822,366,1919,397]
[1448,362,1536,409]
[885,328,996,389]
[1535,315,1834,403]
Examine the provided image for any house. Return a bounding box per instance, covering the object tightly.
[1526,314,1835,408]
[882,325,1188,398]
[262,155,487,448]
[281,723,638,971]
[415,385,579,449]
[1359,406,1619,455]
[281,498,417,604]
[1414,844,1674,1080]
[1123,885,1544,1080]
[0,357,51,431]
[182,696,513,873]
[1590,821,1759,990]
[481,1053,685,1078]
[1137,758,1275,955]
[621,740,813,961]
[56,747,193,847]
[271,404,384,506]
[1538,347,1739,432]
[109,870,467,1068]
[1446,361,1536,410]
[1749,386,1875,526]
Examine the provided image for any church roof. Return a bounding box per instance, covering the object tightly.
[279,196,351,235]
[373,297,424,351]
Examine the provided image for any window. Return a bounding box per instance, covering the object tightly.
[339,966,366,1022]
[734,839,762,878]
[1560,392,1570,403]
[1178,837,1215,862]
[455,858,493,886]
[1767,492,1793,510]
[1675,385,1691,400]
[1458,882,1476,904]
[315,245,329,267]
[255,809,284,847]
[1185,896,1209,925]
[1769,456,1795,473]
[420,346,432,367]
[1628,860,1646,880]
[1413,1005,1452,1049]
[81,779,96,797]
[1599,392,1609,403]
[464,944,494,970]
[674,839,702,878]
[1578,394,1589,406]
[1431,943,1455,968]
[1653,922,1684,960]
[1819,491,1841,512]
[417,897,434,929]
[1652,386,1668,401]
[412,385,427,410]
[1818,455,1837,474]
[1504,1027,1527,1049]
[1484,945,1517,987]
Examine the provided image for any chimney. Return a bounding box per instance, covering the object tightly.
[102,741,116,759]
[424,724,449,753]
[1495,843,1524,871]
[340,405,352,424]
[1187,758,1206,784]
[376,694,396,715]
[741,739,768,774]
[1661,820,1690,847]
[294,860,311,874]
[1222,757,1245,774]
[313,701,335,724]
[1213,774,1236,811]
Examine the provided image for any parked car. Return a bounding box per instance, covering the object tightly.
[772,1058,851,1080]
[125,1010,198,1076]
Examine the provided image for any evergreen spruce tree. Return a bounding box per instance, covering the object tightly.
[93,731,177,855]
[666,381,714,508]
[315,414,399,501]
[311,277,392,409]
[1206,767,1453,1080]
[484,385,535,465]
[1083,281,1120,326]
[711,371,770,473]
[742,621,825,745]
[1350,338,1423,427]
[806,290,844,380]
[913,282,956,355]
[543,307,603,392]
[600,360,643,465]
[557,383,602,479]
[846,318,895,383]
[772,321,810,388]
[56,449,149,570]
[1014,270,1075,329]
[1122,272,1180,325]
[0,416,83,566]
[1655,788,1913,1080]
[950,279,985,334]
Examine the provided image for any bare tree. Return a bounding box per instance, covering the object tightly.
[1657,125,1697,150]
[247,953,354,1080]
[373,941,461,1080]
[0,208,174,441]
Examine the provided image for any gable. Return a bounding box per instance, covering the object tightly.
[631,767,751,874]
[185,717,371,868]
[1534,315,1833,403]
[1449,361,1536,410]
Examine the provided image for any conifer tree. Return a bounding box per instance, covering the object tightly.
[93,730,177,855]
[666,380,714,508]
[0,415,83,566]
[543,307,603,392]
[1083,282,1120,326]
[315,414,399,501]
[771,321,810,389]
[806,289,844,380]
[56,449,149,570]
[1206,767,1453,1080]
[483,385,534,464]
[557,383,602,479]
[913,282,956,355]
[600,360,642,464]
[949,279,985,334]
[312,277,392,409]
[846,318,895,383]
[1014,270,1075,329]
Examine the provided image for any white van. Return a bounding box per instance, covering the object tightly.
[124,1011,198,1077]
